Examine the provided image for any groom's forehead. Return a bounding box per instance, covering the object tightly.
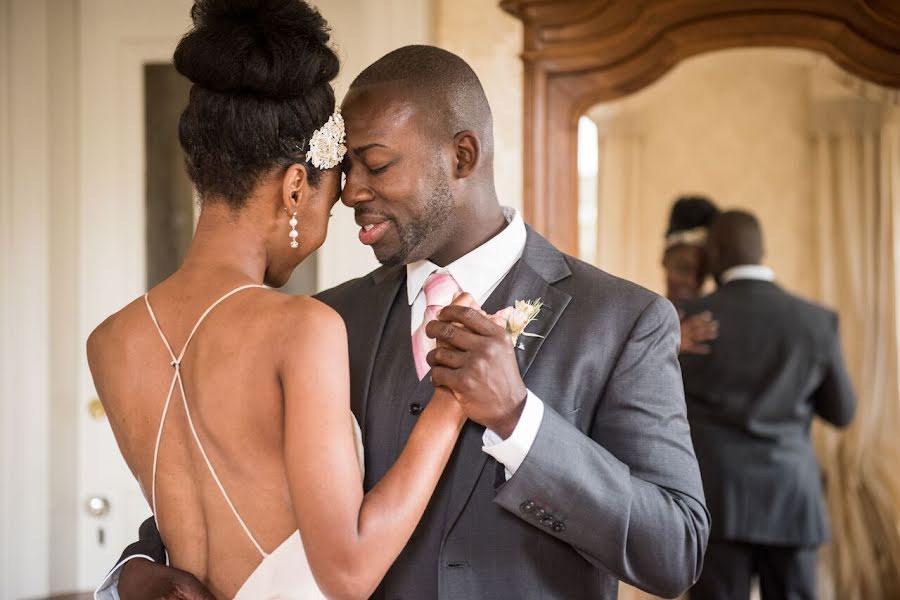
[343,86,427,136]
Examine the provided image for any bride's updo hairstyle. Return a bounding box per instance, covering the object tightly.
[174,0,339,209]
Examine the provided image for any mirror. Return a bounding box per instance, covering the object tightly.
[576,48,898,302]
[572,47,900,600]
[500,1,900,596]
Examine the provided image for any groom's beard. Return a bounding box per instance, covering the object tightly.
[380,177,454,267]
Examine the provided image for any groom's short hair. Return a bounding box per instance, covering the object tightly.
[711,210,765,267]
[349,45,494,156]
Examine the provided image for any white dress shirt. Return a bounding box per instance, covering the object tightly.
[96,208,543,598]
[406,207,544,479]
[721,264,775,285]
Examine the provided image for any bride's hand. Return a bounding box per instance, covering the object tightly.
[431,386,467,427]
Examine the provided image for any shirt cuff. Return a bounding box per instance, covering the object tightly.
[94,554,157,600]
[482,390,545,480]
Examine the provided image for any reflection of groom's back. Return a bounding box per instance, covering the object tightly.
[680,210,856,600]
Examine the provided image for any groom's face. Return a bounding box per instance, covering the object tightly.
[340,87,457,266]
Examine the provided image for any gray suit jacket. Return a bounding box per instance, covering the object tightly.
[318,227,709,598]
[114,227,708,599]
[680,279,855,547]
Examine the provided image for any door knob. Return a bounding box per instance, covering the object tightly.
[85,495,111,518]
[88,397,106,420]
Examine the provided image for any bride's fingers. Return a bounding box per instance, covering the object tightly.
[451,291,480,310]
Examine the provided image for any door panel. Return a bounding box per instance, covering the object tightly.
[77,0,194,586]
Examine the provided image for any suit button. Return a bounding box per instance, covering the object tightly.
[520,500,535,514]
[409,403,423,416]
[540,516,555,528]
[552,521,566,533]
[534,508,546,519]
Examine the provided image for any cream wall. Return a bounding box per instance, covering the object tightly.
[589,49,820,300]
[1,1,56,596]
[433,0,523,214]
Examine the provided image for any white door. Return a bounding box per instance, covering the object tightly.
[76,0,194,587]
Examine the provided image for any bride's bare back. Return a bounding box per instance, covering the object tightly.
[90,263,466,599]
[89,276,328,597]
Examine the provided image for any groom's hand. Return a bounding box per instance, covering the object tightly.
[426,305,527,438]
[118,558,215,600]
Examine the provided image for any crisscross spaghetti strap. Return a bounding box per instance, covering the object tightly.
[144,284,269,557]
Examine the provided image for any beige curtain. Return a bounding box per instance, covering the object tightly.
[811,100,900,600]
[590,112,643,282]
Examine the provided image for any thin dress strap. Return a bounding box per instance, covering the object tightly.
[144,284,269,558]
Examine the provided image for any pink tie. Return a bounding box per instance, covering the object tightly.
[412,272,461,380]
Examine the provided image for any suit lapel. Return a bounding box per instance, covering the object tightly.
[487,260,572,378]
[443,227,572,538]
[343,267,404,437]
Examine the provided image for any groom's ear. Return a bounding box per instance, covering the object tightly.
[281,163,309,213]
[452,130,480,179]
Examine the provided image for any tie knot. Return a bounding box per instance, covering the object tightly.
[423,272,461,308]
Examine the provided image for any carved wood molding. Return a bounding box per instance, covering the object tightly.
[501,0,900,254]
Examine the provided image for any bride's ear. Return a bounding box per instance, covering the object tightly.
[281,163,309,214]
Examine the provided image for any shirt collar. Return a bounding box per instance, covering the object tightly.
[406,207,526,305]
[721,264,775,285]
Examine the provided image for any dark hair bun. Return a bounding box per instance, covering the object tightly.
[174,0,339,99]
[666,195,720,236]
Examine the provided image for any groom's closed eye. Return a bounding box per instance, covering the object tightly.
[367,162,392,176]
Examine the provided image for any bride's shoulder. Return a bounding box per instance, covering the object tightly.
[270,294,348,348]
[86,295,151,362]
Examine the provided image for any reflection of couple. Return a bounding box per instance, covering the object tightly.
[90,2,708,598]
[663,198,856,599]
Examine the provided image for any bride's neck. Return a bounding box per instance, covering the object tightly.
[180,203,268,284]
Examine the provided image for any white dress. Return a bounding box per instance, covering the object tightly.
[144,285,365,600]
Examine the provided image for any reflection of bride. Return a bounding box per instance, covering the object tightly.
[661,196,719,354]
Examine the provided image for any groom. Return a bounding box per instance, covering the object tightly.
[101,46,709,599]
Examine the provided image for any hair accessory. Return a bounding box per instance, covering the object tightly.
[306,109,346,170]
[665,226,708,250]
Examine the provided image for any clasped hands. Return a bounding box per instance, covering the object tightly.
[426,293,527,439]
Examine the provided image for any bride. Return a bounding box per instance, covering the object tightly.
[86,1,467,598]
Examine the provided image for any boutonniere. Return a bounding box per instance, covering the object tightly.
[489,299,544,349]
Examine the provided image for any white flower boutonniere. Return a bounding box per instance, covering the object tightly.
[489,299,544,349]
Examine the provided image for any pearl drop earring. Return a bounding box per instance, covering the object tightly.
[289,212,299,248]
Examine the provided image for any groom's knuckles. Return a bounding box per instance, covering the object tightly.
[432,366,475,395]
[428,346,464,368]
[425,319,454,340]
[430,366,455,389]
[427,320,477,348]
[439,305,496,336]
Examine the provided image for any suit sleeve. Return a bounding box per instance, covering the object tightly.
[812,312,856,427]
[492,296,710,599]
[94,517,167,599]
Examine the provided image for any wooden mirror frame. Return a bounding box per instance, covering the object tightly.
[500,0,900,255]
